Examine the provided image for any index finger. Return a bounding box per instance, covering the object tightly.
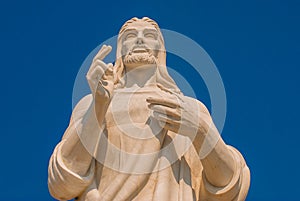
[146,96,181,108]
[93,45,112,61]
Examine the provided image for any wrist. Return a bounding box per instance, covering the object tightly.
[198,122,220,159]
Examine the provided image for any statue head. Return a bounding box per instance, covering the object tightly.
[120,18,162,70]
[114,17,181,94]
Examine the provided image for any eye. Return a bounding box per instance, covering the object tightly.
[125,33,137,40]
[144,33,156,39]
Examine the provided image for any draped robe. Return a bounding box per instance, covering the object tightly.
[48,85,250,201]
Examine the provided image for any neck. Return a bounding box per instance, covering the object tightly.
[124,63,157,88]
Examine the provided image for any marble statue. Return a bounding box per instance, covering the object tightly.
[48,17,250,201]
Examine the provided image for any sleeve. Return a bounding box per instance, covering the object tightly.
[199,146,250,201]
[48,94,97,200]
[48,140,95,200]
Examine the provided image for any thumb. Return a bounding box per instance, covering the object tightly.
[104,63,114,79]
[107,63,113,69]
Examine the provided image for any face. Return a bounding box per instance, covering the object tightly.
[121,21,162,67]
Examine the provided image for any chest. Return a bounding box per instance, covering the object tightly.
[105,87,163,127]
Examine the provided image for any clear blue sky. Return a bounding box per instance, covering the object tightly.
[0,0,299,200]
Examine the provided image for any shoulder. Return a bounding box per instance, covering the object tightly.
[73,94,93,112]
[182,95,210,115]
[70,94,93,122]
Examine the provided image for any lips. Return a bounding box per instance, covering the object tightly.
[131,46,150,53]
[132,48,148,53]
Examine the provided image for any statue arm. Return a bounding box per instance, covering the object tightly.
[147,93,250,199]
[48,94,105,200]
[48,140,95,200]
[199,146,250,201]
[193,101,250,200]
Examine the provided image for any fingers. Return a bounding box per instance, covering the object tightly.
[86,45,114,96]
[88,45,112,75]
[93,45,112,61]
[149,104,181,120]
[87,63,104,80]
[146,96,181,109]
[103,63,114,78]
[153,111,180,131]
[90,66,105,80]
[87,60,113,80]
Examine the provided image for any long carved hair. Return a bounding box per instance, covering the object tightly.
[113,17,181,94]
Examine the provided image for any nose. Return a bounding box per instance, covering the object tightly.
[136,31,144,45]
[136,38,143,44]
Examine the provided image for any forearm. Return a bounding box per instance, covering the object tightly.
[199,144,250,201]
[61,129,93,175]
[192,105,236,187]
[48,140,95,200]
[193,102,248,197]
[200,137,236,187]
[61,96,109,175]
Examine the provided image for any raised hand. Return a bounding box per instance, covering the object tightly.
[86,45,114,101]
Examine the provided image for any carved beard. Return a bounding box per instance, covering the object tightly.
[123,52,157,66]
